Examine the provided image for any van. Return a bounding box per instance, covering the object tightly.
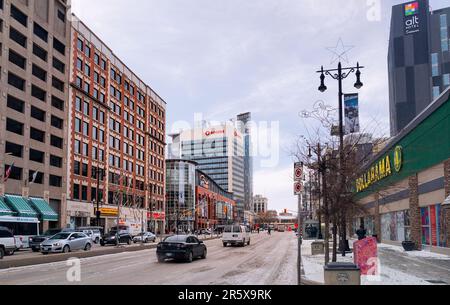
[222,225,251,247]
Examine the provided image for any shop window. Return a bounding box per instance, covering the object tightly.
[421,205,444,247]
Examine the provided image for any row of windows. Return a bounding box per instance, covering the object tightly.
[75,97,106,123]
[5,141,62,168]
[77,37,107,70]
[4,165,62,186]
[6,118,63,148]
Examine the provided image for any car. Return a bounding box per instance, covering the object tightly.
[100,229,133,246]
[156,235,207,263]
[40,232,92,254]
[0,227,16,259]
[199,229,212,235]
[222,225,251,247]
[133,232,156,243]
[29,228,71,252]
[77,227,102,244]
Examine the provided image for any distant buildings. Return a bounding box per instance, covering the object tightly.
[253,195,268,214]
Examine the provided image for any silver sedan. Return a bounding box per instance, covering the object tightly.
[133,232,156,243]
[40,232,92,254]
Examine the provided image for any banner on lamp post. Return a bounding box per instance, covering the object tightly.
[344,93,360,135]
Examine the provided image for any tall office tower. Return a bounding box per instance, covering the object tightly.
[0,0,71,231]
[178,124,246,222]
[388,0,450,136]
[67,16,166,233]
[236,112,253,214]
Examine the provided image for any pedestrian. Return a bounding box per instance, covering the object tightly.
[257,227,260,234]
[268,227,271,235]
[356,225,367,240]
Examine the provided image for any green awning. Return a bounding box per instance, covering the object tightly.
[28,197,58,222]
[0,197,14,216]
[4,195,38,218]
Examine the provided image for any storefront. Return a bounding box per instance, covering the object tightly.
[355,88,450,254]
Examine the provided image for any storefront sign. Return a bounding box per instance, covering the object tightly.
[356,146,404,193]
[147,211,165,220]
[99,207,119,217]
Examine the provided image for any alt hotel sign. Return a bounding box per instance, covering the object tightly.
[404,1,420,35]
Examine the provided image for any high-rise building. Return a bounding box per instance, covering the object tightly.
[236,113,253,214]
[253,195,268,214]
[172,123,246,222]
[0,0,71,231]
[66,16,166,233]
[388,0,450,136]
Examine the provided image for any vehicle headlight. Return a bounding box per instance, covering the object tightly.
[53,243,61,247]
[111,236,116,239]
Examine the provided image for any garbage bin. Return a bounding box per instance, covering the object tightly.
[311,241,325,255]
[324,262,361,285]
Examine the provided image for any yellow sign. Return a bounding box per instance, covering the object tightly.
[356,146,404,193]
[99,208,119,217]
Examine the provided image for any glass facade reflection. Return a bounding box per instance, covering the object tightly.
[165,160,197,233]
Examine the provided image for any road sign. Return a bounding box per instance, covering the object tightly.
[294,163,303,181]
[294,182,303,195]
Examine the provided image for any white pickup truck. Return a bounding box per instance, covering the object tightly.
[0,227,16,259]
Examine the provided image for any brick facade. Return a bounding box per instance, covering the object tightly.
[409,174,422,250]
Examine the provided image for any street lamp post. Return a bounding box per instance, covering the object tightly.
[317,61,364,257]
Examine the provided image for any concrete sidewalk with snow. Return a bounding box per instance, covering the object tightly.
[301,239,450,285]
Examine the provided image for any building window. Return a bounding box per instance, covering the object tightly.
[31,85,47,102]
[431,53,439,77]
[57,9,66,23]
[51,115,63,129]
[31,106,46,122]
[7,95,25,113]
[33,43,47,61]
[4,166,22,181]
[77,38,83,51]
[32,64,47,81]
[29,149,45,164]
[73,184,80,200]
[81,186,88,201]
[52,76,65,92]
[53,57,65,73]
[85,45,91,58]
[443,74,450,87]
[30,127,45,143]
[53,37,66,55]
[50,155,63,168]
[83,122,89,136]
[5,142,23,158]
[74,140,81,154]
[433,86,440,99]
[10,5,28,27]
[9,49,26,69]
[9,27,27,48]
[8,72,25,91]
[75,118,81,133]
[51,135,63,149]
[49,175,62,187]
[440,14,449,52]
[6,118,23,135]
[82,163,88,177]
[52,96,64,111]
[28,171,43,184]
[33,22,48,42]
[83,101,90,115]
[82,143,89,156]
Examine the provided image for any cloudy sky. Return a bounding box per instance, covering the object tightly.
[72,0,447,214]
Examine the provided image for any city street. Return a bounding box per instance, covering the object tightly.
[0,232,298,285]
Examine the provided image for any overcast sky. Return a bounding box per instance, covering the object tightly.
[72,0,448,214]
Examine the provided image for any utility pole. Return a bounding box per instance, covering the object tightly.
[298,192,302,286]
[318,143,330,265]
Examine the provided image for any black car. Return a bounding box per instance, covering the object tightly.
[156,235,207,263]
[29,228,74,252]
[100,230,133,246]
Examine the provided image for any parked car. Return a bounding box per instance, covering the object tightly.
[40,232,92,254]
[100,229,133,246]
[133,232,156,243]
[222,225,251,247]
[156,235,207,263]
[0,227,16,259]
[199,229,212,235]
[77,227,102,244]
[29,228,71,252]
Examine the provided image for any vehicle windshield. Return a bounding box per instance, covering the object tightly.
[44,229,61,236]
[49,233,71,240]
[224,226,233,233]
[164,235,187,242]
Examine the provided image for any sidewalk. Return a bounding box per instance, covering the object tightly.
[301,239,450,285]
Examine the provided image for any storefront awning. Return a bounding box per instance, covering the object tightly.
[28,197,58,221]
[4,195,38,218]
[0,197,14,216]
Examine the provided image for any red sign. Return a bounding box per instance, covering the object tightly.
[147,212,166,220]
[205,129,225,137]
[294,163,303,181]
[294,182,302,195]
[354,237,378,276]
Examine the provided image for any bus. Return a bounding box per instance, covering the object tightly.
[0,216,40,249]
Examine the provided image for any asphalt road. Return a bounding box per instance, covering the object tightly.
[0,232,298,285]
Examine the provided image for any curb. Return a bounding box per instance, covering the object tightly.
[0,236,221,270]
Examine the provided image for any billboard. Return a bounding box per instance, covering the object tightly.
[404,1,420,35]
[344,94,360,134]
